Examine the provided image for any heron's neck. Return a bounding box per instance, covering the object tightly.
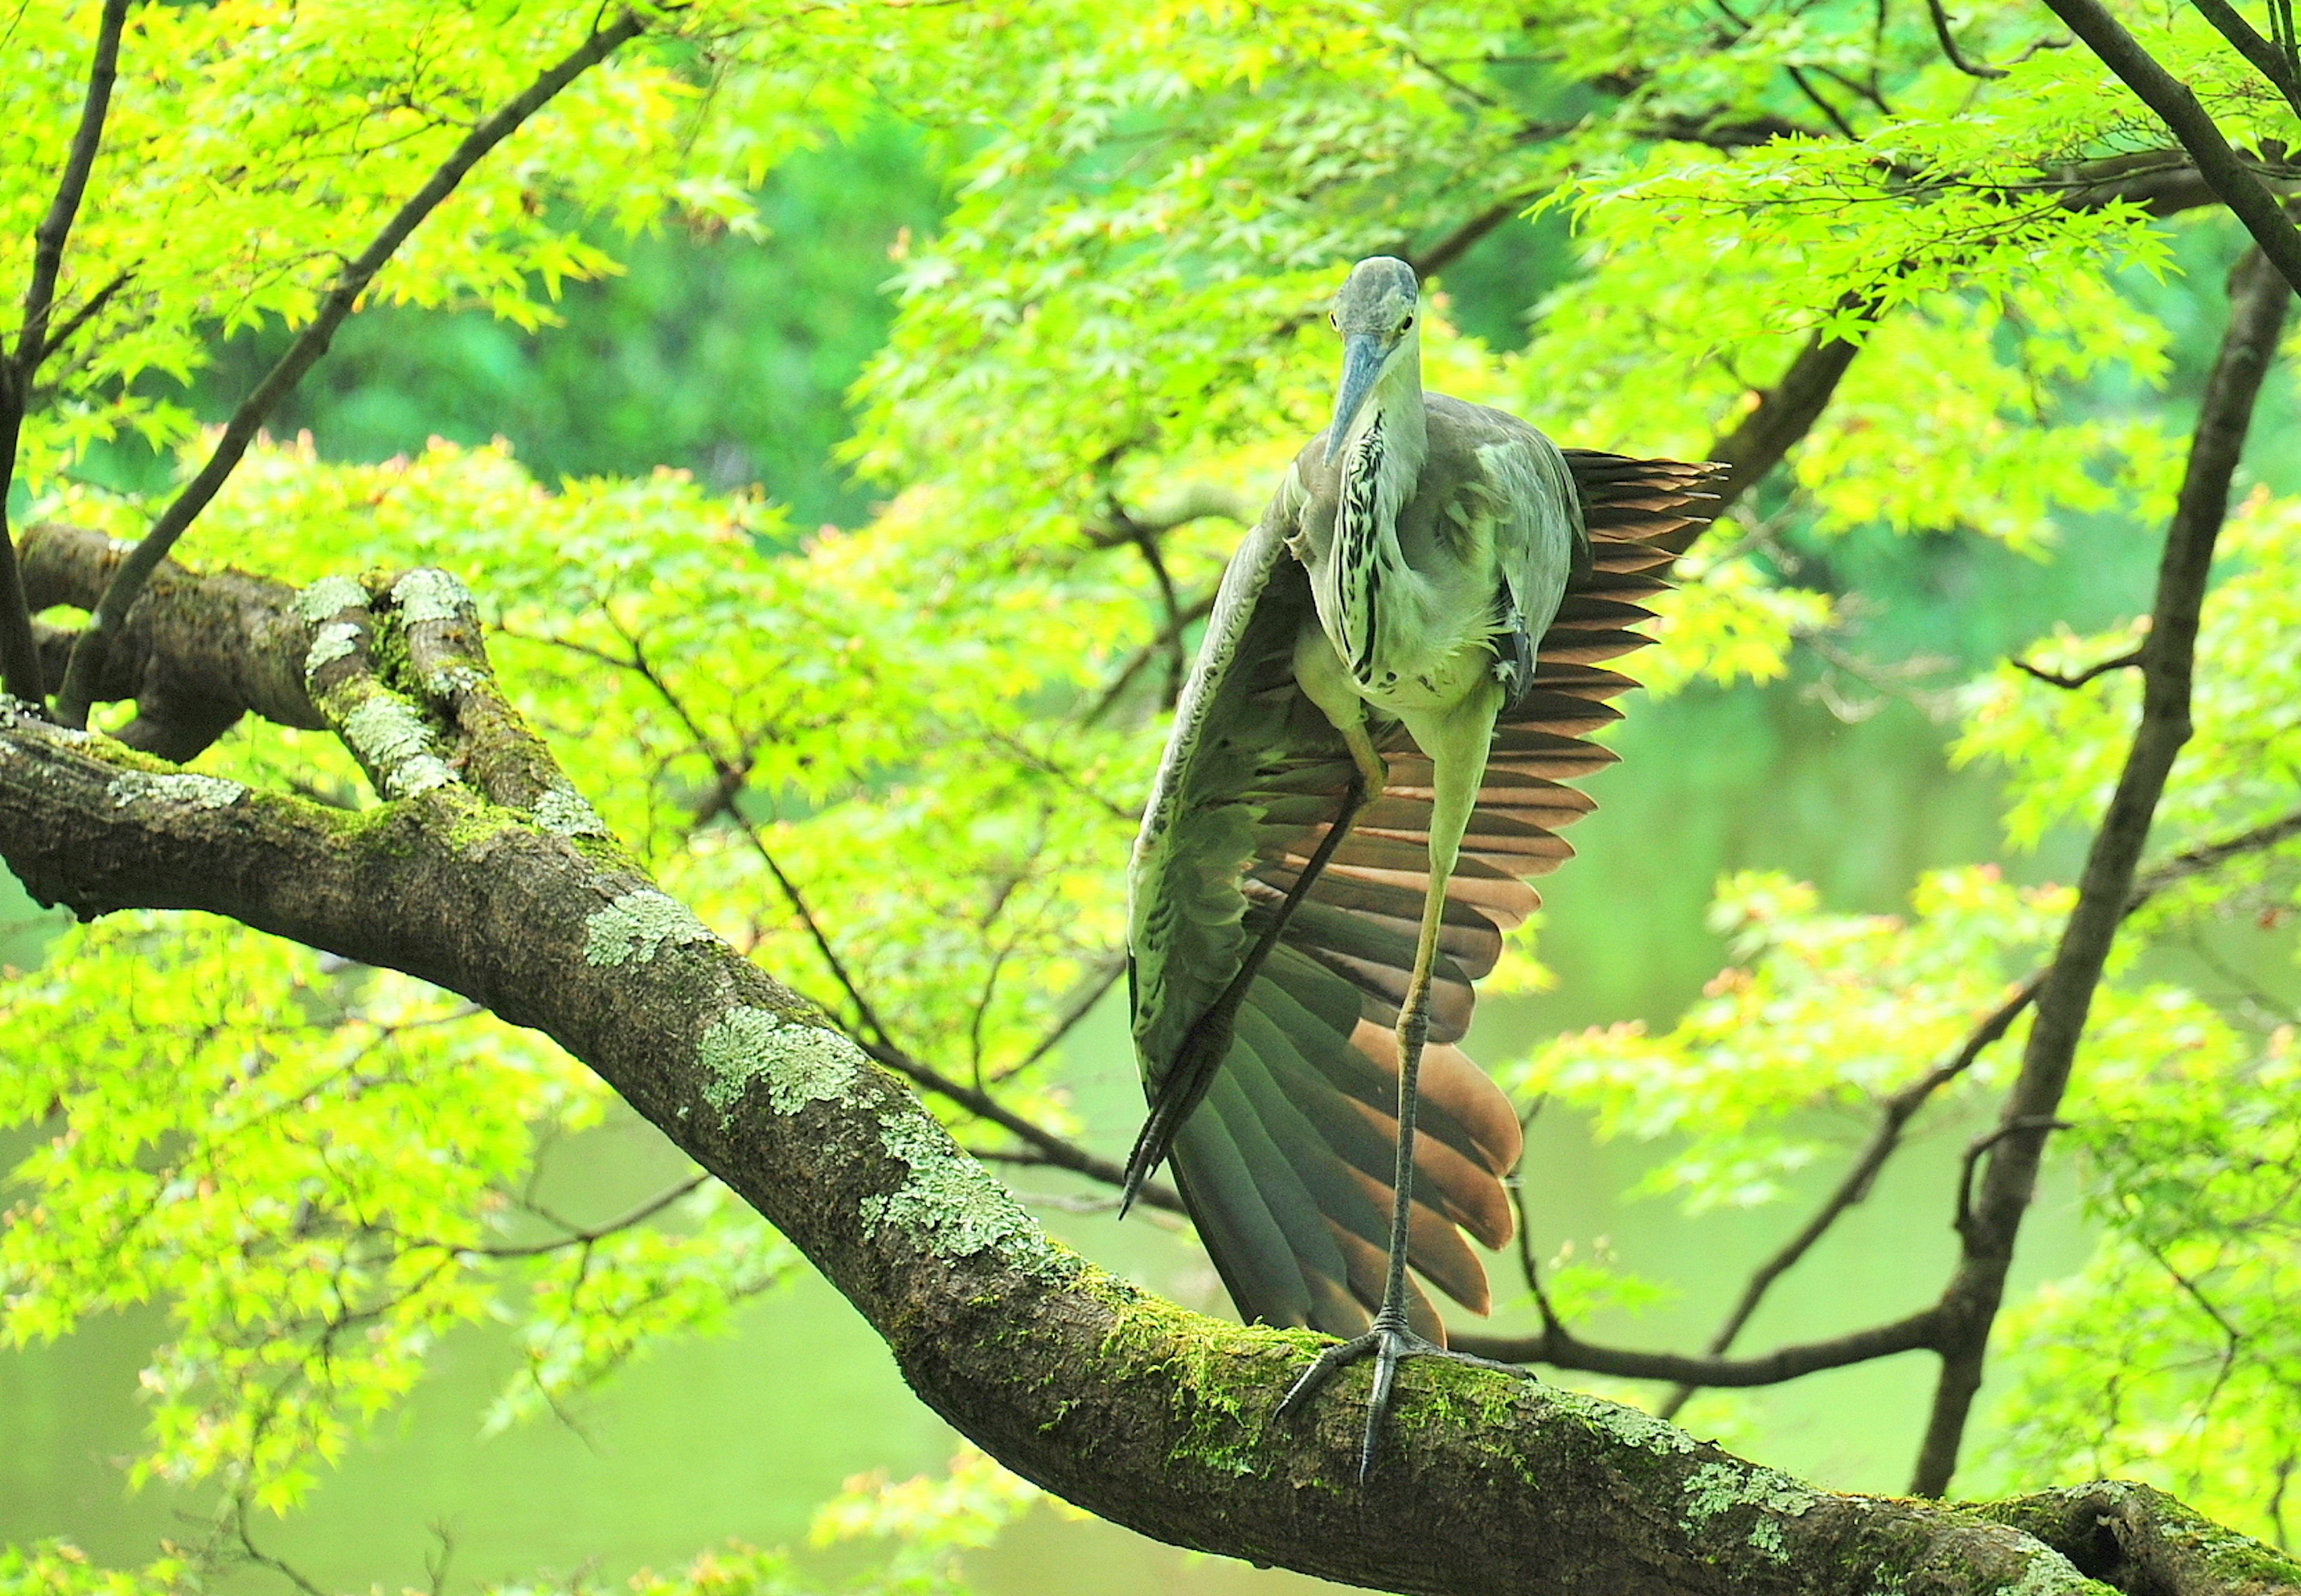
[1343,339,1427,484]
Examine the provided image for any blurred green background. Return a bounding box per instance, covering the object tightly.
[5,125,2296,1594]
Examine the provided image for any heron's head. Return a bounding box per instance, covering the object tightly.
[1325,256,1420,461]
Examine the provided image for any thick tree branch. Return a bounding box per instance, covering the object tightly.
[5,548,2294,1595]
[52,7,647,729]
[1706,325,1868,513]
[2040,0,2301,295]
[1910,247,2291,1498]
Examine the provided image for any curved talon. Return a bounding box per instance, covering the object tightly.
[1279,1322,1525,1482]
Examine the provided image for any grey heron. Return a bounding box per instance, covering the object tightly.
[1121,255,1723,1474]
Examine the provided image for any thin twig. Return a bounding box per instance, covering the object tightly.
[865,1037,1185,1214]
[53,8,647,727]
[1925,0,2009,78]
[0,0,127,709]
[2133,806,2301,900]
[1124,516,1187,711]
[1452,1305,1946,1386]
[1952,1117,2073,1241]
[234,1497,331,1596]
[424,1524,457,1596]
[2011,646,2143,689]
[1784,65,1864,140]
[32,267,131,367]
[13,0,128,371]
[1084,589,1218,724]
[460,1174,709,1259]
[1654,976,2040,1420]
[992,954,1125,1083]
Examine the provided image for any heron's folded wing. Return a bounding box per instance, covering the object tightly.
[1126,450,1725,1341]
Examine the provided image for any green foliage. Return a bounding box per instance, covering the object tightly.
[1514,867,2066,1214]
[175,122,945,528]
[0,914,787,1519]
[1996,1032,2301,1534]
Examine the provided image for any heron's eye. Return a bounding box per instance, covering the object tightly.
[1400,315,1415,332]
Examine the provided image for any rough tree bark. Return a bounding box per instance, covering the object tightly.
[0,528,2294,1596]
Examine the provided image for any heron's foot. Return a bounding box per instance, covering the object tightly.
[1276,1316,1528,1482]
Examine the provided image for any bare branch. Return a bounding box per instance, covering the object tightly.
[33,267,132,367]
[1911,246,2290,1497]
[13,0,129,371]
[1926,0,2009,78]
[1783,65,1864,140]
[2189,0,2301,121]
[1705,309,1875,513]
[1408,195,1531,279]
[2042,0,2301,295]
[1454,1305,1944,1386]
[863,1036,1184,1214]
[461,1174,711,1259]
[2012,647,2143,689]
[0,0,128,708]
[1656,975,2042,1419]
[1083,588,1217,724]
[52,7,648,727]
[2136,806,2301,899]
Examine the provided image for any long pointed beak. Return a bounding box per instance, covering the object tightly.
[1325,333,1387,461]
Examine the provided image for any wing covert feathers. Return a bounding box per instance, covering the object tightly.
[1127,446,1726,1340]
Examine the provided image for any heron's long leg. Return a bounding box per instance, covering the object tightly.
[1278,682,1523,1477]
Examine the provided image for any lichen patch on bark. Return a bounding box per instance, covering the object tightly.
[1542,1385,1699,1458]
[104,770,246,810]
[862,1111,1074,1280]
[2001,1552,2103,1596]
[337,697,456,797]
[533,787,611,838]
[697,1004,865,1120]
[295,575,367,624]
[585,889,718,966]
[306,621,361,674]
[391,567,476,625]
[1677,1459,1817,1562]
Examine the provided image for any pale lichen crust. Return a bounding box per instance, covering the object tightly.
[862,1112,1072,1281]
[533,787,611,838]
[306,620,361,674]
[698,1003,865,1119]
[295,574,367,625]
[2001,1551,2103,1596]
[691,1002,1074,1283]
[105,770,246,811]
[391,567,475,626]
[339,696,455,797]
[585,889,718,968]
[1678,1459,1818,1563]
[1544,1385,1698,1458]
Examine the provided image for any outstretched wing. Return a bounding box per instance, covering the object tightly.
[1126,448,1725,1339]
